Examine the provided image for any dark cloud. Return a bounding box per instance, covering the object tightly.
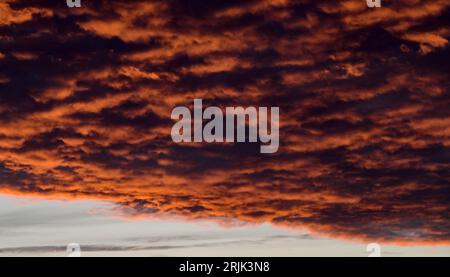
[0,0,449,245]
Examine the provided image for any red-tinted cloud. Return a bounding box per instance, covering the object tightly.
[0,0,449,245]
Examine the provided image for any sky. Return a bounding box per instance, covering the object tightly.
[1,195,449,257]
[0,0,449,256]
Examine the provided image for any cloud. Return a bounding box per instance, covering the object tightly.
[0,0,449,245]
[0,236,295,255]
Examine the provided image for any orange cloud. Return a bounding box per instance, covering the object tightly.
[0,0,449,245]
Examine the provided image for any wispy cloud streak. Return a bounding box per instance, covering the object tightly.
[0,0,449,244]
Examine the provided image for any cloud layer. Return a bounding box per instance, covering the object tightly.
[0,0,449,244]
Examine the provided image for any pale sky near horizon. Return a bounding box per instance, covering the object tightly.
[0,195,449,257]
[1,0,449,254]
